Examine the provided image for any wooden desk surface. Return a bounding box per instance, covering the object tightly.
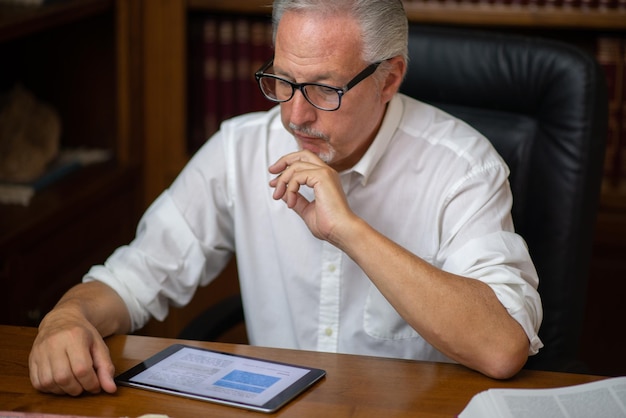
[0,325,606,417]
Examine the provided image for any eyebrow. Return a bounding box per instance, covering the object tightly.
[272,63,339,86]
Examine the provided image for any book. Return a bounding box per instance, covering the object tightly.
[235,16,252,117]
[248,16,274,113]
[187,15,274,154]
[0,148,112,206]
[218,18,237,124]
[187,14,218,154]
[458,376,626,417]
[0,0,45,6]
[0,0,68,6]
[621,37,626,185]
[595,35,625,187]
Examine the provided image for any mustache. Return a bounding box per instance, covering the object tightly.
[288,123,329,141]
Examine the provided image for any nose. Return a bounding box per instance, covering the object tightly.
[287,88,317,126]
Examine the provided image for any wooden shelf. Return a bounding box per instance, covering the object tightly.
[0,163,141,327]
[187,0,272,15]
[0,0,143,327]
[0,0,113,43]
[403,2,626,29]
[0,163,140,249]
[187,0,626,30]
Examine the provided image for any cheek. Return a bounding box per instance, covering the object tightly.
[279,104,291,130]
[332,106,375,143]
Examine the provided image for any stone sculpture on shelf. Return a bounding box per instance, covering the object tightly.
[0,84,61,183]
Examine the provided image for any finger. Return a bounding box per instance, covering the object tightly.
[268,153,297,175]
[29,346,69,395]
[67,348,103,395]
[92,341,117,394]
[282,150,323,165]
[285,181,297,208]
[271,175,290,200]
[68,331,117,395]
[269,151,326,189]
[49,353,87,396]
[287,189,311,214]
[42,334,99,396]
[269,169,288,188]
[29,354,43,391]
[268,158,288,175]
[269,150,323,175]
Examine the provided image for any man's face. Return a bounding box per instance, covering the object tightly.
[273,11,389,172]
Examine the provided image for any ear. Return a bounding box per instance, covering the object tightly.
[380,56,406,104]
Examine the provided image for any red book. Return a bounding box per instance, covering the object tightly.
[202,17,220,146]
[235,17,252,116]
[187,15,216,154]
[619,38,626,185]
[250,17,275,113]
[595,36,624,186]
[218,18,237,123]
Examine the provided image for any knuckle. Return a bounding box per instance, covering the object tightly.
[54,369,76,387]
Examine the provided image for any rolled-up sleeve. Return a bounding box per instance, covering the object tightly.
[443,231,543,355]
[83,192,219,331]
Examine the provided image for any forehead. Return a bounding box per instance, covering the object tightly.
[273,11,364,77]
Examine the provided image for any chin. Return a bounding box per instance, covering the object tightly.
[298,143,335,165]
[317,150,335,164]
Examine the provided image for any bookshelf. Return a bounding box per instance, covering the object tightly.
[402,3,626,30]
[0,0,143,326]
[188,0,626,29]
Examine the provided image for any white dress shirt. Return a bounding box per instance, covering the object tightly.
[85,93,543,363]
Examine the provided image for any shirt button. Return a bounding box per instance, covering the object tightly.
[328,264,336,272]
[325,327,333,337]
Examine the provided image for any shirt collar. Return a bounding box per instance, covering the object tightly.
[348,94,404,186]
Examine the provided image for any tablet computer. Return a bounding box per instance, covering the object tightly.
[115,344,326,413]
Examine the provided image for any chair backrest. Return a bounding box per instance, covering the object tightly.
[400,25,608,372]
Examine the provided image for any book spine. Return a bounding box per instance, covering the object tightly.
[218,18,237,123]
[616,38,626,185]
[596,36,625,187]
[399,0,626,8]
[202,17,220,148]
[187,15,206,154]
[235,17,253,117]
[250,17,275,113]
[187,15,276,155]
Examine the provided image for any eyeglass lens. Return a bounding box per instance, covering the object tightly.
[259,76,341,111]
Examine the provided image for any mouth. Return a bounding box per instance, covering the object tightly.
[294,132,325,153]
[295,132,322,143]
[289,122,327,139]
[290,124,327,147]
[287,123,335,162]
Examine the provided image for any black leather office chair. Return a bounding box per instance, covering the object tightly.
[181,25,608,373]
[400,25,607,372]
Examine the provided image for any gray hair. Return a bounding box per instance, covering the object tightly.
[271,0,409,65]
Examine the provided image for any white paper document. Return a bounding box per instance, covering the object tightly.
[459,376,626,418]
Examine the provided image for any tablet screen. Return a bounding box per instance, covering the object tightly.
[115,344,326,413]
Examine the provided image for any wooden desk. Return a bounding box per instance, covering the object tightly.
[0,325,606,417]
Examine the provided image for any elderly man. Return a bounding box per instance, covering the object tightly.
[29,0,542,396]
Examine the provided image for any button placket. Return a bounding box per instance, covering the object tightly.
[317,242,342,352]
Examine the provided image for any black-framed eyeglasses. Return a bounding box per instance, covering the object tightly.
[254,59,382,111]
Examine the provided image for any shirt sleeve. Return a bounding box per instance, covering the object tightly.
[443,231,544,355]
[83,133,235,332]
[436,160,544,355]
